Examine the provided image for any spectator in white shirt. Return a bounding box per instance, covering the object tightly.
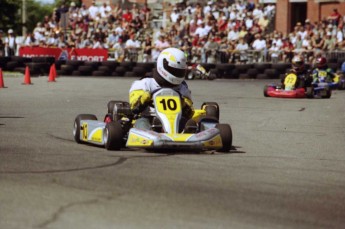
[4,29,16,56]
[88,1,99,20]
[252,33,266,62]
[194,22,209,39]
[99,3,112,18]
[227,27,239,41]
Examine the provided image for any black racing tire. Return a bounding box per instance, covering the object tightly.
[5,61,19,71]
[306,87,314,98]
[201,102,220,120]
[71,70,81,76]
[271,63,291,74]
[132,66,147,75]
[216,123,232,152]
[263,85,269,97]
[254,63,271,73]
[13,67,26,74]
[256,73,269,79]
[115,66,126,75]
[104,122,124,150]
[66,60,85,67]
[84,61,101,70]
[208,73,216,80]
[107,100,130,121]
[236,64,253,73]
[73,114,98,144]
[55,60,66,70]
[120,61,135,70]
[321,86,332,99]
[124,71,137,77]
[264,69,279,79]
[78,66,93,75]
[92,70,107,76]
[239,74,252,79]
[101,61,119,71]
[224,68,240,79]
[338,80,345,90]
[60,64,74,74]
[247,68,258,78]
[108,100,126,114]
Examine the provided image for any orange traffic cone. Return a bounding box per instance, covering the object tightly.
[0,68,6,88]
[48,64,56,82]
[23,66,32,85]
[52,63,57,78]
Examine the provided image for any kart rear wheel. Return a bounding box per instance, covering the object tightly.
[104,122,124,150]
[263,85,269,97]
[216,123,232,152]
[338,81,345,90]
[208,73,216,80]
[321,86,332,99]
[201,102,220,120]
[306,87,314,98]
[73,114,97,144]
[107,100,130,121]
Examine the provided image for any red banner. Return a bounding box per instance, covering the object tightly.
[19,47,108,62]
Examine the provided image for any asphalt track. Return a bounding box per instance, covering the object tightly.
[1,75,345,229]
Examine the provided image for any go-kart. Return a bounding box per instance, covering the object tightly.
[186,64,216,80]
[73,88,232,152]
[263,72,331,98]
[312,70,343,90]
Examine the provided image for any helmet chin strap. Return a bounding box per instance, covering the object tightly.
[153,69,176,88]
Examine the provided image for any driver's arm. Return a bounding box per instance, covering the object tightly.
[129,90,151,113]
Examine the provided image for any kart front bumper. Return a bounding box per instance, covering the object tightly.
[126,127,223,151]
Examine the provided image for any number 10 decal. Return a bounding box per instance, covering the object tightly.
[159,99,177,111]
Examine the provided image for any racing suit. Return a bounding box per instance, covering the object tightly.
[129,77,194,130]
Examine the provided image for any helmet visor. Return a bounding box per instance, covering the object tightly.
[163,58,187,78]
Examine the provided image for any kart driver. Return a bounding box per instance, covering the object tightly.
[311,56,336,83]
[129,47,195,131]
[281,55,312,90]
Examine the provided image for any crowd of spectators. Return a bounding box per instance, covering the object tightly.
[0,0,345,65]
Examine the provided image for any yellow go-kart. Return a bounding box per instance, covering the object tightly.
[73,88,232,152]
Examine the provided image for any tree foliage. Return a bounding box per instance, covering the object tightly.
[0,0,55,35]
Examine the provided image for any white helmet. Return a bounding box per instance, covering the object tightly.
[156,47,187,86]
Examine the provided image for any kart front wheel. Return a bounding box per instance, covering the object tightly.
[216,123,232,152]
[73,114,97,144]
[104,122,124,150]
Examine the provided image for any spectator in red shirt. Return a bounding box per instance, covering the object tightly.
[122,9,133,23]
[328,8,341,26]
[281,37,294,62]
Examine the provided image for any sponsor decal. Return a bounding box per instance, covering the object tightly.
[19,47,108,61]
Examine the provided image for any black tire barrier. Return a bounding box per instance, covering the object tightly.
[3,56,344,79]
[256,73,270,79]
[84,61,101,70]
[254,63,271,73]
[101,61,119,71]
[247,68,259,78]
[271,63,291,74]
[264,68,279,79]
[78,66,93,76]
